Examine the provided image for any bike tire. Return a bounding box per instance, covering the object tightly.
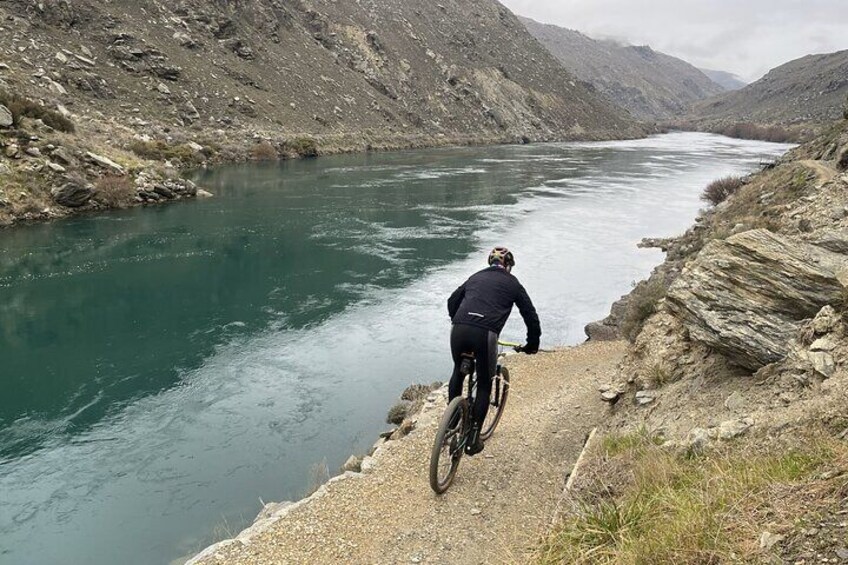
[429,396,468,494]
[479,366,510,441]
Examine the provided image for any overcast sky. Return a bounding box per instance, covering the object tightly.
[500,0,848,82]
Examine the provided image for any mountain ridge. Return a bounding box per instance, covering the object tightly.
[520,16,725,120]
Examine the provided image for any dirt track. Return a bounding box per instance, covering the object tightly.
[190,341,626,565]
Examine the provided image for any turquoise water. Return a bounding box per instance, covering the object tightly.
[0,133,791,564]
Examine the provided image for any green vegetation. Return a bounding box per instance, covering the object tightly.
[701,175,745,206]
[538,433,844,564]
[620,276,667,342]
[0,90,75,133]
[283,137,319,158]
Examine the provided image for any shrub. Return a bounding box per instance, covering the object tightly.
[701,175,744,206]
[0,90,75,133]
[284,136,319,158]
[719,122,799,143]
[620,276,667,342]
[249,141,278,161]
[94,175,135,208]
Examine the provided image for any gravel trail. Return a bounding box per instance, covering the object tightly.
[191,341,626,565]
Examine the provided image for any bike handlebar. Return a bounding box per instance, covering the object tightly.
[497,340,524,352]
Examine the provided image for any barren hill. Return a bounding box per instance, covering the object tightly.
[699,68,747,91]
[688,50,848,128]
[520,16,724,121]
[0,0,641,146]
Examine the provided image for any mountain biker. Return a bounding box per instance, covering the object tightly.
[447,246,541,456]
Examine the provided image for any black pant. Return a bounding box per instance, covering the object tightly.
[449,324,497,425]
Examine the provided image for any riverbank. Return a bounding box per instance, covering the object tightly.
[0,110,649,228]
[185,342,626,564]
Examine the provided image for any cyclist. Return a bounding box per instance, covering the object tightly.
[447,246,541,456]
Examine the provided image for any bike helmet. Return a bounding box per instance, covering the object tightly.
[488,246,515,268]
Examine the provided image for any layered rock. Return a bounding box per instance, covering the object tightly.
[665,229,847,370]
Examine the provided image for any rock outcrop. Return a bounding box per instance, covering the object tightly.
[666,229,848,370]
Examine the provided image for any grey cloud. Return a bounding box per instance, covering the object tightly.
[501,0,848,81]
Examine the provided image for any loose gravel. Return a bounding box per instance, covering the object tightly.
[190,341,626,565]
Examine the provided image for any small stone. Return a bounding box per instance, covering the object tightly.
[47,161,66,173]
[5,143,20,158]
[600,390,620,403]
[810,337,836,352]
[724,391,745,411]
[196,189,213,198]
[24,147,42,158]
[635,391,655,406]
[759,531,784,550]
[470,508,481,515]
[808,351,836,378]
[56,52,68,64]
[686,427,710,453]
[85,152,125,174]
[718,418,753,440]
[52,181,93,208]
[341,455,362,473]
[836,548,848,560]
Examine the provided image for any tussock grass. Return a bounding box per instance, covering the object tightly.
[537,432,845,564]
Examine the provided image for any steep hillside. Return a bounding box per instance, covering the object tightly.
[567,118,848,564]
[699,68,747,91]
[688,50,848,129]
[0,0,643,226]
[520,16,724,121]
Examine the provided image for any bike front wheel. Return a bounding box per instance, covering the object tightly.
[429,396,468,494]
[480,366,510,441]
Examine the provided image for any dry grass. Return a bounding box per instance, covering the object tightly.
[537,431,847,565]
[127,140,206,166]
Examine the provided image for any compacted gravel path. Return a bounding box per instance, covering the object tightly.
[190,341,626,565]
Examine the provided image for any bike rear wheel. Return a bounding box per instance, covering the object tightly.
[429,396,468,494]
[479,366,510,441]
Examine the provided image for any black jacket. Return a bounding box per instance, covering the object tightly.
[447,266,541,346]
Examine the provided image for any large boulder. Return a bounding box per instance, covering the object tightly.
[52,181,93,207]
[666,229,847,370]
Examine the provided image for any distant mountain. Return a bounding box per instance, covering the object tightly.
[699,69,747,91]
[688,50,848,127]
[520,17,725,121]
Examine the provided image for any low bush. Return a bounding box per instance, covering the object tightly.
[620,276,667,342]
[94,175,135,208]
[720,122,799,143]
[284,136,319,158]
[0,91,75,133]
[701,175,744,206]
[250,141,278,161]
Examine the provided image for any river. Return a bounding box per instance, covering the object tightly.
[0,133,792,564]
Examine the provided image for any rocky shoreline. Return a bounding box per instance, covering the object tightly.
[184,381,448,565]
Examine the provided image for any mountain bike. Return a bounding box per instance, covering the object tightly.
[429,340,522,494]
